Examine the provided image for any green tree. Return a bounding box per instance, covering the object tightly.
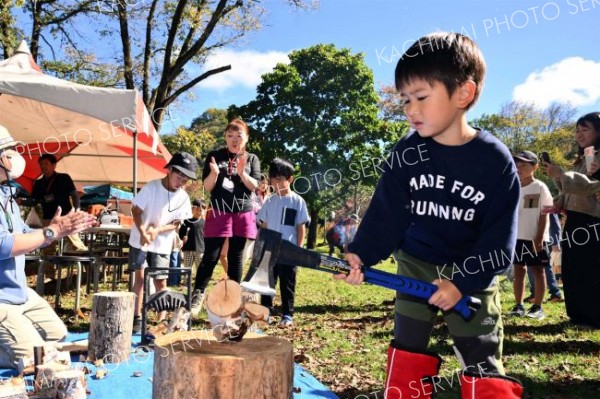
[189,108,229,149]
[161,126,217,164]
[162,125,219,201]
[471,101,577,195]
[0,0,25,58]
[471,101,576,153]
[232,44,407,248]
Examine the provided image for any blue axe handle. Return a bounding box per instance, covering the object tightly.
[317,255,481,321]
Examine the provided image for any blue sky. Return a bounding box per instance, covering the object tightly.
[166,0,600,133]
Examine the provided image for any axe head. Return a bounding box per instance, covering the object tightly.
[240,228,282,296]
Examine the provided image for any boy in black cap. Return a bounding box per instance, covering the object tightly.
[337,33,523,398]
[128,152,197,333]
[509,150,553,320]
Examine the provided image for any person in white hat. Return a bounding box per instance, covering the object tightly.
[0,125,96,369]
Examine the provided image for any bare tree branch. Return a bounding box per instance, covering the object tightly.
[142,0,159,104]
[38,33,56,59]
[4,0,314,133]
[116,1,134,89]
[162,0,189,77]
[170,0,229,77]
[27,0,98,61]
[162,64,232,109]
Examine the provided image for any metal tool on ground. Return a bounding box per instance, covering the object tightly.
[241,228,481,321]
[141,267,192,345]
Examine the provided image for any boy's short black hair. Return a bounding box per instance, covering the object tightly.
[395,32,486,110]
[268,158,294,179]
[38,154,58,164]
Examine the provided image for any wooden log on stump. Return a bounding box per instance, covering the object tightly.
[205,279,242,318]
[204,280,270,341]
[88,291,135,363]
[153,331,294,399]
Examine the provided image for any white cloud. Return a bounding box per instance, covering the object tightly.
[198,49,290,90]
[513,57,600,108]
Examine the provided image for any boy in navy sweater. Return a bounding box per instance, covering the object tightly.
[337,32,522,398]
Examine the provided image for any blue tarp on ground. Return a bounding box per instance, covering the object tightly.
[0,332,338,399]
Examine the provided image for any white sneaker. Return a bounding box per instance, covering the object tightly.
[190,290,204,316]
[278,315,293,328]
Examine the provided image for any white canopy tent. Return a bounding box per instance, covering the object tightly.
[0,41,171,194]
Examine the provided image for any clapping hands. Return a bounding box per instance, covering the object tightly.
[49,207,97,240]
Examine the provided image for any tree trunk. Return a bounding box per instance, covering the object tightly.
[88,292,135,363]
[116,0,135,89]
[153,331,293,399]
[306,208,319,249]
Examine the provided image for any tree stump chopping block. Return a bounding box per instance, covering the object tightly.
[153,331,294,399]
[88,292,135,363]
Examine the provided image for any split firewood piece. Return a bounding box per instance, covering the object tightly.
[241,291,259,303]
[212,319,252,342]
[35,363,70,397]
[55,340,88,353]
[95,369,108,380]
[205,279,242,317]
[166,307,191,333]
[205,279,271,341]
[243,302,269,322]
[0,376,27,398]
[148,321,169,338]
[54,369,87,399]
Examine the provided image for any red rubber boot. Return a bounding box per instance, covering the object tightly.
[460,371,523,398]
[384,341,442,399]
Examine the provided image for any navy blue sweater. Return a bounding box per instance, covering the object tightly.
[347,130,520,295]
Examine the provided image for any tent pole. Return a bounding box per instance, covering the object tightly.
[133,130,138,196]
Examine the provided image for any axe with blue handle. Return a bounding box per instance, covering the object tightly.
[241,228,481,321]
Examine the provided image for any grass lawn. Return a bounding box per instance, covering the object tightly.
[36,244,600,399]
